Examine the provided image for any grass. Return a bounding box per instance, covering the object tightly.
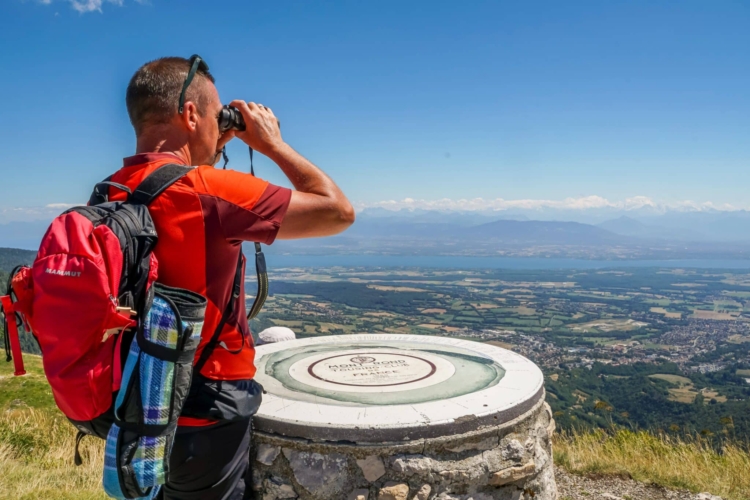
[648,374,692,385]
[1,356,748,499]
[667,386,698,403]
[647,374,728,404]
[0,355,58,412]
[555,429,750,500]
[650,307,682,319]
[0,355,107,499]
[0,408,106,500]
[692,309,738,321]
[656,378,697,403]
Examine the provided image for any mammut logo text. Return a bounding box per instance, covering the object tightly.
[45,268,82,278]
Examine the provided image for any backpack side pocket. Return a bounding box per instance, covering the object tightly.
[103,284,206,500]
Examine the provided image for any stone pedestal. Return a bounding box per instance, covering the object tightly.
[251,334,556,500]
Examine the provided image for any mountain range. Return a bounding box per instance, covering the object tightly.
[267,208,750,259]
[4,208,750,259]
[356,208,750,243]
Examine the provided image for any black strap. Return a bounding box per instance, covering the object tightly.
[193,250,244,373]
[136,327,197,364]
[74,430,86,466]
[245,150,268,320]
[88,164,191,206]
[249,147,255,176]
[113,419,169,438]
[220,145,254,173]
[1,301,10,363]
[87,174,114,206]
[221,147,229,170]
[88,181,132,206]
[3,266,26,363]
[129,164,193,206]
[247,242,267,320]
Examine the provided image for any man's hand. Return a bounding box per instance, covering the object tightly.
[229,100,284,156]
[225,100,355,239]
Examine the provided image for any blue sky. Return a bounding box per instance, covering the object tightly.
[0,0,748,220]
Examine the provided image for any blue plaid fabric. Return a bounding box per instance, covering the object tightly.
[103,424,125,498]
[103,297,203,500]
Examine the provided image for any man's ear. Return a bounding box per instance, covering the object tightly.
[181,101,199,131]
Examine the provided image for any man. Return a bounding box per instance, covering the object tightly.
[109,56,354,499]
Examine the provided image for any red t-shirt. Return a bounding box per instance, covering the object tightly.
[109,153,291,382]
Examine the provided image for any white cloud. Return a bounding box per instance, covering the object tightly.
[36,0,135,13]
[45,203,77,209]
[2,196,746,224]
[355,196,746,213]
[0,203,80,223]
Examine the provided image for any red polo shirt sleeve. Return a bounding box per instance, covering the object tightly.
[193,166,292,244]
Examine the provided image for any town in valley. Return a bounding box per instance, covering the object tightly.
[251,265,750,438]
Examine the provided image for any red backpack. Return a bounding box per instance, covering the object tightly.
[1,165,192,438]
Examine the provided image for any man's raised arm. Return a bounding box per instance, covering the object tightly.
[229,100,355,239]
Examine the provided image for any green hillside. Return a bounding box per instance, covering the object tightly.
[0,356,106,500]
[0,247,35,290]
[0,247,35,274]
[0,248,40,356]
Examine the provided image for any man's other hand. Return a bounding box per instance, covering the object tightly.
[229,100,283,156]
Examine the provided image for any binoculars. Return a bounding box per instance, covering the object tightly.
[218,105,246,133]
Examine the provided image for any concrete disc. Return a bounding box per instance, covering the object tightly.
[253,334,544,442]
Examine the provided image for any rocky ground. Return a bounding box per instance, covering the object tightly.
[555,467,723,500]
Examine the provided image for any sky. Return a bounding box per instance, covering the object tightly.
[0,0,748,221]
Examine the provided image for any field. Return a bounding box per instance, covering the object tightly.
[1,252,750,499]
[650,374,698,403]
[247,266,750,438]
[650,307,682,319]
[254,267,750,344]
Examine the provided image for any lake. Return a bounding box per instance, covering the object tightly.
[261,254,750,270]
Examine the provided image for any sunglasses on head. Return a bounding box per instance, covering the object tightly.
[179,54,246,134]
[178,55,209,114]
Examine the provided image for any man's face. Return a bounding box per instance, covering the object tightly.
[188,80,223,166]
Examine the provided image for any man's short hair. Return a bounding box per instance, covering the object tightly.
[126,57,216,135]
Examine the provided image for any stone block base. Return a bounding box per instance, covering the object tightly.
[251,399,557,500]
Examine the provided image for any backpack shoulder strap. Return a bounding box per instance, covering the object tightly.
[91,181,132,204]
[129,164,193,206]
[88,180,133,206]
